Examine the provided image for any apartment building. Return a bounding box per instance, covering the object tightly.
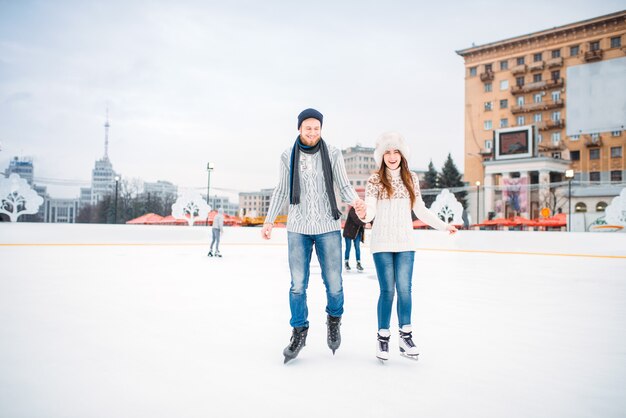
[457,10,625,219]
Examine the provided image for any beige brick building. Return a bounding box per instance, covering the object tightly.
[457,11,626,220]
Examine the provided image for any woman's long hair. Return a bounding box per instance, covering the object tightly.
[377,151,415,208]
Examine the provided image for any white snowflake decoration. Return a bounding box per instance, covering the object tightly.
[429,189,464,225]
[0,174,44,222]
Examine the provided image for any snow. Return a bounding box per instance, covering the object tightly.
[1,223,625,418]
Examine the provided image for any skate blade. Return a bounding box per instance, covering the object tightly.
[376,356,388,364]
[400,353,419,361]
[284,355,296,364]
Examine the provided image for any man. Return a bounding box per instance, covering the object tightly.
[208,208,224,257]
[262,108,364,364]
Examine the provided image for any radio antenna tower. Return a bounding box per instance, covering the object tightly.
[104,107,110,161]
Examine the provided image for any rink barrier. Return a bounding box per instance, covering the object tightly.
[1,242,625,260]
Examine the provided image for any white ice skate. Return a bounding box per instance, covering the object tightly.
[376,329,390,363]
[399,325,419,360]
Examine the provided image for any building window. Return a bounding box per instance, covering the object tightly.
[500,99,508,109]
[551,49,561,58]
[500,118,508,128]
[570,45,580,56]
[537,134,543,143]
[575,202,587,213]
[611,146,623,158]
[533,73,542,83]
[500,60,508,70]
[570,150,580,161]
[551,70,560,81]
[517,116,525,126]
[552,111,561,121]
[500,80,509,91]
[485,63,493,72]
[484,120,492,130]
[611,171,623,182]
[516,57,525,65]
[591,133,600,140]
[469,67,477,77]
[589,149,600,160]
[484,82,492,92]
[517,96,525,106]
[589,172,601,182]
[552,152,561,159]
[590,40,600,51]
[484,101,492,111]
[534,113,542,122]
[551,91,561,102]
[533,93,542,103]
[533,52,542,62]
[610,36,622,48]
[570,134,580,141]
[485,140,492,150]
[612,130,622,137]
[596,201,607,212]
[551,132,561,143]
[516,76,525,87]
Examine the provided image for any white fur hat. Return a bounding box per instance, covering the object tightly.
[374,131,410,169]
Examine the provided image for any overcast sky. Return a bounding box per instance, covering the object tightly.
[1,0,623,199]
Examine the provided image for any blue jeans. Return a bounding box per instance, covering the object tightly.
[210,229,221,251]
[344,231,361,261]
[288,231,344,328]
[372,251,415,330]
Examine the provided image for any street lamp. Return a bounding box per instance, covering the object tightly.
[207,162,214,225]
[475,180,481,225]
[565,169,574,232]
[114,175,120,224]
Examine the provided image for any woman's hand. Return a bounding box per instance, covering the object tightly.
[447,224,458,235]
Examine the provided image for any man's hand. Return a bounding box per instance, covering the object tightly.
[353,199,366,219]
[261,223,273,240]
[447,224,458,235]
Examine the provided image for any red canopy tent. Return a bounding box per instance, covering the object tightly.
[126,213,164,225]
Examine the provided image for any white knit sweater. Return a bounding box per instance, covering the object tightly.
[361,168,448,254]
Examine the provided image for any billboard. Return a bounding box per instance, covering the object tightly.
[566,57,626,135]
[494,125,535,160]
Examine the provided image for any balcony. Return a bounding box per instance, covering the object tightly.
[479,148,493,156]
[585,136,603,147]
[480,70,495,82]
[511,99,564,114]
[529,61,545,72]
[584,49,603,62]
[538,141,565,151]
[511,78,564,95]
[510,64,527,75]
[538,119,565,131]
[546,57,564,68]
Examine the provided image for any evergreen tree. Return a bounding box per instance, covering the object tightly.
[421,160,440,208]
[439,153,467,209]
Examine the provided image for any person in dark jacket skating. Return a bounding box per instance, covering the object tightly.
[343,206,368,271]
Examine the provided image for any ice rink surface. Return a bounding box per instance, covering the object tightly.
[1,223,625,418]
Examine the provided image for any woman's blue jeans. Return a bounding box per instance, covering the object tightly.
[372,251,415,330]
[344,231,362,261]
[288,231,344,328]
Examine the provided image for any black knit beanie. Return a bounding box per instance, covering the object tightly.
[297,108,323,129]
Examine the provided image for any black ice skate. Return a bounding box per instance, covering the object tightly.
[356,261,363,271]
[283,327,308,364]
[326,315,342,354]
[344,261,351,271]
[376,329,391,363]
[399,326,419,360]
[207,251,213,257]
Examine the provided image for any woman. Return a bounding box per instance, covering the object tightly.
[342,206,367,271]
[356,132,457,361]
